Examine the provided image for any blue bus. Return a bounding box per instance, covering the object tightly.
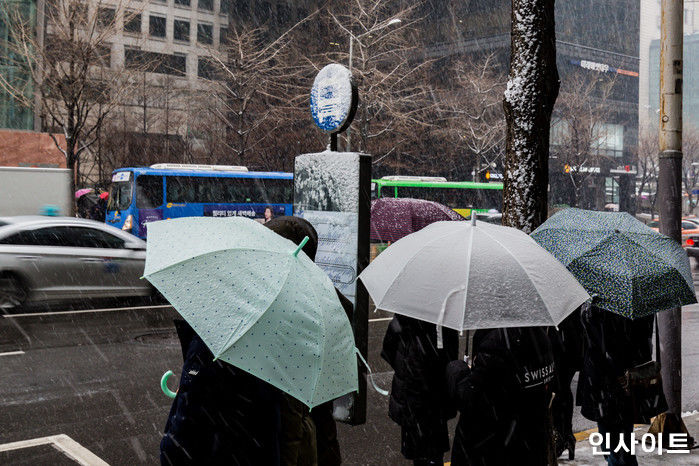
[106,164,293,239]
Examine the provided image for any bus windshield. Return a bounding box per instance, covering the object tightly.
[107,178,133,211]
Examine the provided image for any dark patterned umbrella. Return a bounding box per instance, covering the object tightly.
[370,198,463,242]
[531,208,697,319]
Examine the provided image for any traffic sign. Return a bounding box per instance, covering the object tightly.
[310,64,357,133]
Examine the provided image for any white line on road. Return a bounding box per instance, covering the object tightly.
[368,317,393,322]
[3,304,173,318]
[0,350,24,357]
[4,305,398,322]
[0,434,109,466]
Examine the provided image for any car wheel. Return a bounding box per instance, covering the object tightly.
[0,275,27,312]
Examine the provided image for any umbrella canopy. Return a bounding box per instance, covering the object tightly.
[75,188,93,199]
[531,208,697,319]
[359,219,590,331]
[144,216,358,408]
[370,197,463,243]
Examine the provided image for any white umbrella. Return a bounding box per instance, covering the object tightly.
[359,218,590,331]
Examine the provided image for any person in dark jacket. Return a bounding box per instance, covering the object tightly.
[265,215,348,466]
[550,306,585,460]
[382,315,459,465]
[160,319,282,465]
[446,327,556,466]
[576,304,665,466]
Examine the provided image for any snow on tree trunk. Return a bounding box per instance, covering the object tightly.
[503,0,559,233]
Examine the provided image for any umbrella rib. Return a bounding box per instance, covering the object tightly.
[214,255,294,359]
[375,228,465,311]
[458,224,476,331]
[144,246,292,278]
[477,228,555,326]
[307,268,327,406]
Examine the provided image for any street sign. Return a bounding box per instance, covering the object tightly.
[310,64,357,133]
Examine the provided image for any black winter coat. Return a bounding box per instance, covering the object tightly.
[576,305,666,424]
[381,315,459,460]
[447,327,555,466]
[160,320,282,466]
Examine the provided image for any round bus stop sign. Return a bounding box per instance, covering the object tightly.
[310,64,357,133]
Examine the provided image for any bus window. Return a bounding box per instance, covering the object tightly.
[166,176,197,203]
[136,175,164,208]
[107,178,133,211]
[256,179,293,204]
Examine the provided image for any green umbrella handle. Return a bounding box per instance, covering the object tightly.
[355,348,389,396]
[293,236,310,257]
[161,370,177,399]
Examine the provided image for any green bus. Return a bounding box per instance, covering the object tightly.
[372,176,504,218]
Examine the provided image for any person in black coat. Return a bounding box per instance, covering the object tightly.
[265,215,348,466]
[576,305,666,466]
[446,327,556,466]
[549,306,585,460]
[160,319,282,465]
[381,315,459,465]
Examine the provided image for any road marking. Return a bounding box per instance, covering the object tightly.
[368,317,393,322]
[0,350,24,357]
[0,434,109,465]
[4,304,173,318]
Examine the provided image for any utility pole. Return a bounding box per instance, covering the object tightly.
[657,0,685,431]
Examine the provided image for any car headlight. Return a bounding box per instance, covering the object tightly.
[122,214,133,231]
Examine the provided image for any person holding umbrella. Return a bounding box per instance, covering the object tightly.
[446,326,556,465]
[359,217,591,466]
[264,216,350,466]
[531,208,697,466]
[381,315,458,465]
[147,216,360,466]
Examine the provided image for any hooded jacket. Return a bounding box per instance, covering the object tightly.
[447,327,555,466]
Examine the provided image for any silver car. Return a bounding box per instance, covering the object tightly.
[0,216,151,310]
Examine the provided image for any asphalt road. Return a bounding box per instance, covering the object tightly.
[1,274,699,464]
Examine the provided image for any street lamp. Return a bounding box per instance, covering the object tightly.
[345,17,401,152]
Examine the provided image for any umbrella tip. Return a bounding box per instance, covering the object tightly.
[293,236,310,257]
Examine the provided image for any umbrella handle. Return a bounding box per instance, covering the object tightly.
[293,236,310,257]
[161,370,177,399]
[355,348,389,396]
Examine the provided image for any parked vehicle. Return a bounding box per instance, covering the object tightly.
[646,219,699,249]
[0,167,71,216]
[106,164,293,239]
[0,216,151,310]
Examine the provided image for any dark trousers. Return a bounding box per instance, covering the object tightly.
[597,421,638,466]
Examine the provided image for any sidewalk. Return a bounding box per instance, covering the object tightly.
[559,413,699,465]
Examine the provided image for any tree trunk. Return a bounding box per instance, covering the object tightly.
[67,148,77,217]
[502,0,559,232]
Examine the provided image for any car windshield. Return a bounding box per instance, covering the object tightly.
[107,180,133,211]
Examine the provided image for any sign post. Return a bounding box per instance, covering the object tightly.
[295,64,369,425]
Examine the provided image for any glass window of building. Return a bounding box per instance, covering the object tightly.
[97,7,115,29]
[197,23,213,44]
[174,20,190,42]
[174,0,190,6]
[124,13,141,34]
[219,27,228,45]
[149,15,166,38]
[198,0,213,11]
[197,57,216,79]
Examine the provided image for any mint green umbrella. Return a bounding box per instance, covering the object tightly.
[144,217,358,408]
